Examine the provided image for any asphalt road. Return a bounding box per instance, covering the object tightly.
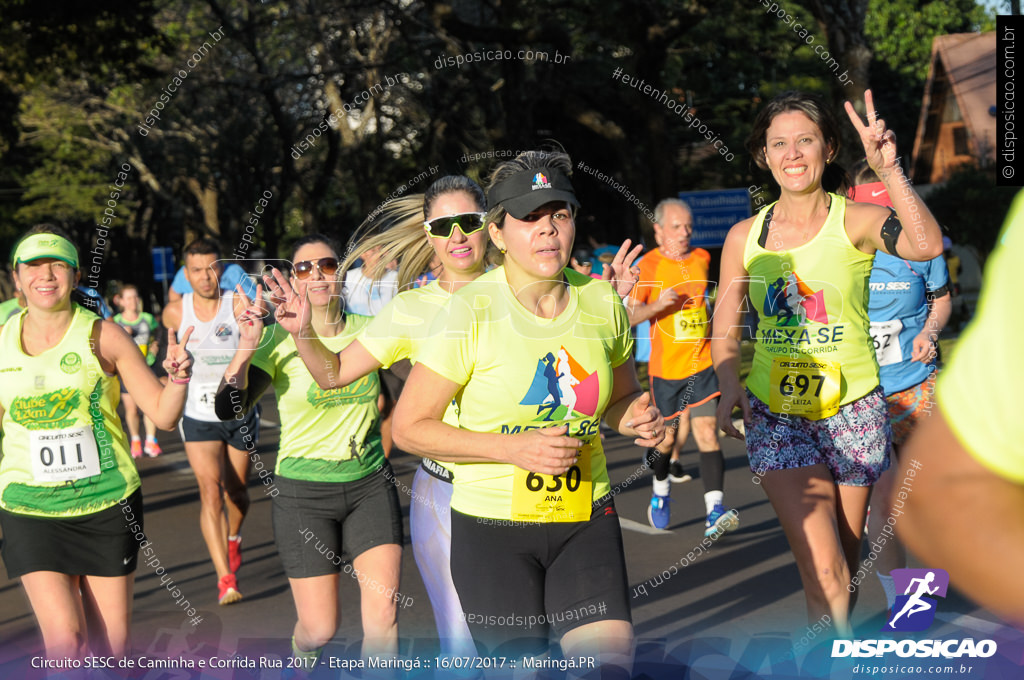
[1,393,1020,679]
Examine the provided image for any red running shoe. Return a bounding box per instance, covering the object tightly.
[218,573,242,605]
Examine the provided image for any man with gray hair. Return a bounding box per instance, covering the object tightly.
[626,198,738,535]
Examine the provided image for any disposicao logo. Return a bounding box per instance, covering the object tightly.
[832,568,998,659]
[884,568,949,632]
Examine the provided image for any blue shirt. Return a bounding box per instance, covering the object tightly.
[630,251,651,362]
[75,286,113,319]
[634,322,651,362]
[867,252,949,395]
[590,246,619,275]
[171,263,258,298]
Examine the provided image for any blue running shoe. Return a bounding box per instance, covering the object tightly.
[705,504,739,537]
[647,494,671,529]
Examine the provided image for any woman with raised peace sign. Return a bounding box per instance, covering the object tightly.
[711,91,943,636]
[0,224,193,661]
[214,234,402,670]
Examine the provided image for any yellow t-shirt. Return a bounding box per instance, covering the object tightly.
[360,281,450,368]
[250,315,383,483]
[938,191,1024,483]
[416,267,633,522]
[360,280,460,427]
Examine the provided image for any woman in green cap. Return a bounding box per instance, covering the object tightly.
[0,224,194,661]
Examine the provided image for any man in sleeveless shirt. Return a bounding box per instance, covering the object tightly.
[163,238,257,604]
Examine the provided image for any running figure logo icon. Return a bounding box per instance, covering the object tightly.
[883,568,950,632]
[763,271,829,326]
[519,347,599,421]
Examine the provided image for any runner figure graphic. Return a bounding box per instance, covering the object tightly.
[556,348,580,419]
[887,571,939,627]
[536,352,562,421]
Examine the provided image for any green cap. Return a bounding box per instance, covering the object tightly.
[12,234,79,268]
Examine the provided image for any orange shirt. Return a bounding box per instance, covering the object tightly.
[630,248,713,380]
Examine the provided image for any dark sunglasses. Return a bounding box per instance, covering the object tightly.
[292,257,340,280]
[423,212,487,238]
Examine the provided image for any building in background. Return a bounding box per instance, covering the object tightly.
[911,32,996,184]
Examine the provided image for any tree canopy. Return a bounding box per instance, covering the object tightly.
[0,0,998,304]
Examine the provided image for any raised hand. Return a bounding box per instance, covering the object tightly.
[570,257,593,276]
[655,288,681,312]
[625,391,665,447]
[235,283,268,348]
[262,267,311,336]
[844,89,898,176]
[602,239,644,299]
[164,325,195,383]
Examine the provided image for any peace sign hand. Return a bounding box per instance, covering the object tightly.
[164,325,195,383]
[235,283,268,349]
[602,238,644,299]
[844,89,898,177]
[262,267,311,336]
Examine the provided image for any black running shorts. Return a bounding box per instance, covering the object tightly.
[449,494,631,656]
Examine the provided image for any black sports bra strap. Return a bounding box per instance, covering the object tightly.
[757,206,776,249]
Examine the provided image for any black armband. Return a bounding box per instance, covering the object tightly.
[213,365,272,420]
[926,284,950,301]
[214,382,246,421]
[880,211,903,255]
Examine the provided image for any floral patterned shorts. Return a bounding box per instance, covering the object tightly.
[747,387,892,487]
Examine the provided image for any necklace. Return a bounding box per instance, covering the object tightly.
[769,195,832,246]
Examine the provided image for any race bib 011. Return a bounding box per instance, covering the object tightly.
[29,427,102,483]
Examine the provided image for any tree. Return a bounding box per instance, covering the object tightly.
[0,0,1006,305]
[0,0,165,268]
[923,166,1017,261]
[865,0,994,155]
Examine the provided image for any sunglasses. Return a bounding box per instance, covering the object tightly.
[292,257,340,280]
[423,212,487,238]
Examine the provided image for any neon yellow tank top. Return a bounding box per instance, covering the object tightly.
[0,304,138,517]
[742,194,878,418]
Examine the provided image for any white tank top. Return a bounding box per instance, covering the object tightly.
[180,292,239,421]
